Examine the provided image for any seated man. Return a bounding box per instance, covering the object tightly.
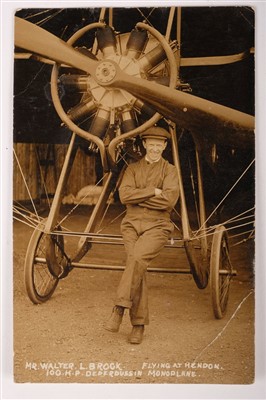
[105,126,179,344]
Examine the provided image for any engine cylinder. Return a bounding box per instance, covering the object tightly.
[89,108,110,138]
[60,75,89,92]
[138,41,176,73]
[134,99,156,118]
[121,109,137,133]
[125,28,148,59]
[96,26,117,56]
[75,46,98,60]
[67,98,96,122]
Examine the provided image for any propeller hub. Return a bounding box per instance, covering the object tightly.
[88,55,141,110]
[95,60,117,84]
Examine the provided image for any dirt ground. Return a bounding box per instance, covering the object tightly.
[13,205,255,385]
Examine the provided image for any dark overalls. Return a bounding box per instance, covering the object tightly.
[116,157,179,326]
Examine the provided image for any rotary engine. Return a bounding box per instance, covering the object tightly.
[57,24,178,152]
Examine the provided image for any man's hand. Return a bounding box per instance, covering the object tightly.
[155,188,162,196]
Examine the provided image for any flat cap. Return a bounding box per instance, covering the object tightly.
[140,127,171,140]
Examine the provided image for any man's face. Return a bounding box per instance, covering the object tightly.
[143,138,167,162]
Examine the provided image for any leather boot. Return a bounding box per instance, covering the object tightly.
[128,325,144,344]
[104,306,124,332]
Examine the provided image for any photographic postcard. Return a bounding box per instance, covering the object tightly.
[5,2,263,397]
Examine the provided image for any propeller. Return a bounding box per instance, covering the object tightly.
[14,16,254,148]
[15,17,98,74]
[106,70,254,148]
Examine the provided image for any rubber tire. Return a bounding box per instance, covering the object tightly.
[210,225,232,319]
[24,226,62,304]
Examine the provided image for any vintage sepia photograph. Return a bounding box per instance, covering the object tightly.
[11,4,257,389]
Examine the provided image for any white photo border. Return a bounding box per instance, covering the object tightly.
[1,1,265,399]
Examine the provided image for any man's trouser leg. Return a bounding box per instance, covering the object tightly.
[116,216,173,326]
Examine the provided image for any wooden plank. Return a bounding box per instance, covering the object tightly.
[13,143,97,202]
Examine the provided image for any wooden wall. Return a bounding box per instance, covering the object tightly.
[13,143,96,202]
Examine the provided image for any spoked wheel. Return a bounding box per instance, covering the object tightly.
[210,225,233,319]
[24,221,68,304]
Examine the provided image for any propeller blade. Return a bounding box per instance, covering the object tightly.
[108,71,254,148]
[15,17,97,74]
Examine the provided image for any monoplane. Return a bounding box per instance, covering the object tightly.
[13,7,255,319]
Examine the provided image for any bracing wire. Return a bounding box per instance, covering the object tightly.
[36,9,64,26]
[24,9,52,20]
[13,216,39,230]
[13,148,41,222]
[193,220,255,242]
[34,145,52,208]
[136,8,156,28]
[193,159,255,237]
[13,206,42,226]
[14,201,37,215]
[231,230,255,247]
[219,206,255,226]
[95,174,125,234]
[192,212,254,239]
[189,158,200,227]
[57,174,107,226]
